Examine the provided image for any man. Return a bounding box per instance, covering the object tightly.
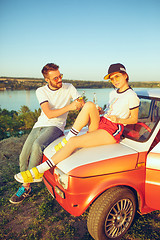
[9,63,83,204]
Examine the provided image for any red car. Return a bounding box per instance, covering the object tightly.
[42,89,160,240]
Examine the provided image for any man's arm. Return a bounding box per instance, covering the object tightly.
[41,100,82,119]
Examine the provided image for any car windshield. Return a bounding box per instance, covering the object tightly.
[123,97,160,142]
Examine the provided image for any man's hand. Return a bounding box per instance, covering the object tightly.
[69,99,84,111]
[76,97,85,107]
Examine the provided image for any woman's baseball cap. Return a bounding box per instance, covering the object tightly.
[104,63,128,80]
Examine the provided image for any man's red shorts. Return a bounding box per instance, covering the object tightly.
[98,117,124,143]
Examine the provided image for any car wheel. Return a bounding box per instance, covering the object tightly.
[87,186,136,240]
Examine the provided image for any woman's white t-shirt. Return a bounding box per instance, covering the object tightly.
[33,83,80,131]
[104,88,140,121]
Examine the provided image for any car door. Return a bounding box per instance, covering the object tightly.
[145,139,160,210]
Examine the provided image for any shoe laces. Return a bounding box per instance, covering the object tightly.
[16,186,27,197]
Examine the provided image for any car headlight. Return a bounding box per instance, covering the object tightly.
[54,167,69,190]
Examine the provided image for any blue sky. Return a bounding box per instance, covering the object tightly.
[0,0,160,82]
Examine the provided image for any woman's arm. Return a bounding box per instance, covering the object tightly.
[108,107,139,125]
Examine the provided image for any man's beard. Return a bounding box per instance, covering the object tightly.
[50,81,62,89]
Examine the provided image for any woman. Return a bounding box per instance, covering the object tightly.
[15,63,140,183]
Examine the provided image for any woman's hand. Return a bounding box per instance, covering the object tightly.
[97,106,104,115]
[107,115,119,123]
[107,107,139,125]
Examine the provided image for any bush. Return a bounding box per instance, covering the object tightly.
[0,106,80,140]
[0,106,41,140]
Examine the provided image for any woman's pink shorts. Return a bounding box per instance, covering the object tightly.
[98,117,124,143]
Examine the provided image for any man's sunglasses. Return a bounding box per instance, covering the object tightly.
[53,74,63,82]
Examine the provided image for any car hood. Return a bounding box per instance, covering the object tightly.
[43,136,139,177]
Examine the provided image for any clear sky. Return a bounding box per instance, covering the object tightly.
[0,0,160,82]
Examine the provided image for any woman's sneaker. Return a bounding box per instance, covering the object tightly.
[9,186,32,204]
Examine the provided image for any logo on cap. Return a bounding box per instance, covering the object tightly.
[120,67,126,72]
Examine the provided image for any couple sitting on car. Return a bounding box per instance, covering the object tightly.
[15,63,140,184]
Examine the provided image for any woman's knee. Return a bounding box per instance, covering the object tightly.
[83,101,97,111]
[67,136,78,149]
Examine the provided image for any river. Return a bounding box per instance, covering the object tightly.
[0,87,158,111]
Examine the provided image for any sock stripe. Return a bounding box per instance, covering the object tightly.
[46,159,54,168]
[70,128,79,135]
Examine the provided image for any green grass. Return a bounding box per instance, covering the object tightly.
[0,136,160,239]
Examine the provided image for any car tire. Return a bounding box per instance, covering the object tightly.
[87,186,137,240]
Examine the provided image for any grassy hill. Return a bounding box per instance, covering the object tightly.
[0,77,160,90]
[0,135,160,239]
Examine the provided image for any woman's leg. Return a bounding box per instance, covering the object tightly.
[54,101,100,152]
[72,101,100,132]
[14,129,116,183]
[51,129,116,165]
[14,103,108,184]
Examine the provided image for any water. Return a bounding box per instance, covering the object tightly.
[0,88,111,111]
[0,87,159,111]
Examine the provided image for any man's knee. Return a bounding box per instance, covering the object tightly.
[32,140,43,152]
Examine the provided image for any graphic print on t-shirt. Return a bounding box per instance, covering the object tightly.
[104,97,119,118]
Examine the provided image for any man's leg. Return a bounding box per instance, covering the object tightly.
[28,126,63,169]
[19,128,41,172]
[10,127,63,203]
[9,128,41,204]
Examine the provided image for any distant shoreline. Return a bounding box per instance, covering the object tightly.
[0,77,159,90]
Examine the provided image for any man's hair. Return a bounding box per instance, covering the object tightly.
[42,63,59,78]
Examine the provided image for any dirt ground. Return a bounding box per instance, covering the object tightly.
[0,135,27,186]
